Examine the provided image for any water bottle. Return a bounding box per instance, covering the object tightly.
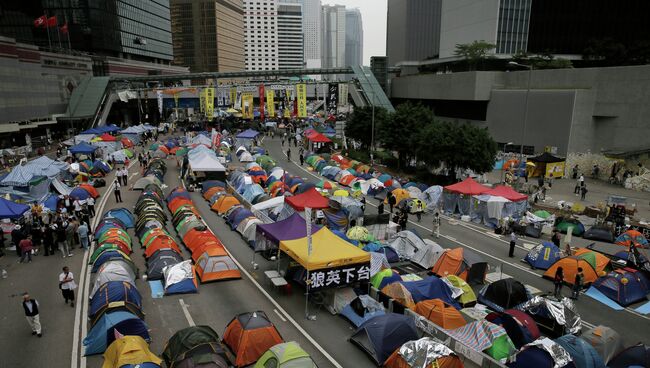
[2,269,7,279]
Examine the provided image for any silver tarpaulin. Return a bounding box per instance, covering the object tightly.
[524,337,573,368]
[399,337,455,368]
[515,296,582,335]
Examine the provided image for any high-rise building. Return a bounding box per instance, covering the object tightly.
[385,0,442,66]
[321,4,346,71]
[170,0,245,73]
[0,1,174,64]
[243,0,278,71]
[277,2,304,70]
[345,8,363,67]
[283,0,321,69]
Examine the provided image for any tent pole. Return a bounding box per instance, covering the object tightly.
[305,270,310,319]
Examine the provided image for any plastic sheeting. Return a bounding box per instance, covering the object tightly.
[397,337,456,368]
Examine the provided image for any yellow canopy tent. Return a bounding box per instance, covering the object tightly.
[279,227,370,271]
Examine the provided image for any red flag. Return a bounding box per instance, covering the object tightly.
[33,15,47,28]
[60,23,69,34]
[258,84,265,121]
[293,95,298,117]
[46,16,57,28]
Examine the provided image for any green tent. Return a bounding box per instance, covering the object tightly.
[254,341,316,368]
[534,210,551,219]
[175,147,189,157]
[149,143,160,151]
[556,219,585,236]
[89,244,123,264]
[370,269,395,289]
[484,334,516,361]
[445,275,477,307]
[162,326,227,368]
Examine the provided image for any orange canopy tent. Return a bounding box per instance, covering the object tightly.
[543,256,599,286]
[285,188,330,211]
[415,299,466,329]
[120,137,134,148]
[98,133,117,141]
[223,311,284,367]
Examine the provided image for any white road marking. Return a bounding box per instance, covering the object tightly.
[179,299,196,326]
[446,236,457,241]
[181,180,343,368]
[274,308,287,322]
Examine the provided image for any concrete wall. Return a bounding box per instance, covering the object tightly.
[391,71,502,101]
[439,0,500,58]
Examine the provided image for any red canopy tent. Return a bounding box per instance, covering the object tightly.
[285,188,330,211]
[98,133,117,142]
[484,185,527,201]
[308,132,331,143]
[444,177,490,195]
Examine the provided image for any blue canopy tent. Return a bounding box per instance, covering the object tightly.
[555,335,606,368]
[83,311,150,355]
[0,197,30,219]
[93,160,111,173]
[0,165,37,186]
[350,313,419,365]
[236,129,259,139]
[104,208,135,228]
[254,213,320,251]
[525,242,562,270]
[401,277,461,309]
[88,281,143,320]
[69,142,98,155]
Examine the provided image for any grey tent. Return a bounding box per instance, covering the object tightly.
[581,325,624,364]
[388,231,444,268]
[146,249,183,280]
[92,260,136,295]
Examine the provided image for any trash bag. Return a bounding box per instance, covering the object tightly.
[93,179,106,188]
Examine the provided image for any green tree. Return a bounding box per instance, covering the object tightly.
[512,50,572,69]
[378,102,432,169]
[345,106,388,150]
[454,40,496,70]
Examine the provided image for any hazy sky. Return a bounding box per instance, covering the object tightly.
[322,0,388,65]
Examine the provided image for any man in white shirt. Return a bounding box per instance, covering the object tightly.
[59,266,77,307]
[73,198,83,219]
[22,292,42,337]
[121,167,129,186]
[86,196,95,217]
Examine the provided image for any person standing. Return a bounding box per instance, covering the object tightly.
[286,148,291,162]
[415,201,424,222]
[114,180,122,203]
[73,198,83,219]
[59,266,76,307]
[86,195,95,217]
[56,221,71,258]
[77,222,89,251]
[66,219,77,251]
[19,234,33,263]
[580,185,588,201]
[572,267,584,299]
[42,224,54,257]
[551,230,561,248]
[116,168,123,185]
[432,212,441,238]
[299,153,304,166]
[509,231,517,258]
[11,225,25,257]
[22,292,42,337]
[388,193,396,214]
[122,166,129,186]
[553,266,564,298]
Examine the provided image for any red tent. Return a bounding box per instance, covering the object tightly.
[285,188,330,211]
[308,132,331,143]
[444,177,490,195]
[99,133,117,142]
[484,185,527,201]
[120,137,134,148]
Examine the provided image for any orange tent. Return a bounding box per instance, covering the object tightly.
[158,146,170,154]
[573,248,612,275]
[144,236,182,258]
[120,137,134,148]
[381,282,416,310]
[78,184,100,198]
[191,240,226,262]
[385,348,464,368]
[615,229,648,248]
[431,248,488,284]
[338,175,355,186]
[223,311,284,367]
[212,195,240,214]
[142,229,168,247]
[543,256,599,286]
[195,246,241,282]
[203,186,225,201]
[415,299,466,329]
[385,188,411,205]
[183,228,220,251]
[168,197,193,213]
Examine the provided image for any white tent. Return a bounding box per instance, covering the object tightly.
[188,154,226,172]
[239,152,254,162]
[474,194,510,219]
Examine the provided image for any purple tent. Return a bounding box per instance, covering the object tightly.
[254,213,321,252]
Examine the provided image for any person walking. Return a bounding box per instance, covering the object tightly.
[572,267,584,299]
[59,266,77,307]
[574,177,581,194]
[77,222,89,251]
[378,202,384,214]
[22,292,42,337]
[116,168,123,186]
[122,166,129,186]
[415,201,424,222]
[553,266,564,298]
[388,193,396,214]
[508,231,517,258]
[19,234,33,263]
[55,221,71,258]
[551,230,561,248]
[12,224,25,257]
[66,219,77,250]
[432,212,441,238]
[114,180,122,203]
[580,185,588,201]
[286,148,291,162]
[299,153,304,166]
[42,224,54,256]
[73,197,83,219]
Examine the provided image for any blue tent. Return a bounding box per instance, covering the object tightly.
[92,251,129,273]
[362,243,399,263]
[166,190,190,203]
[201,180,225,193]
[42,194,59,212]
[93,160,111,173]
[95,219,127,237]
[0,197,30,219]
[350,313,419,365]
[401,276,461,309]
[88,281,142,320]
[69,142,98,155]
[70,187,91,200]
[555,335,606,368]
[525,242,562,270]
[592,269,650,306]
[228,207,254,230]
[236,129,259,139]
[104,208,135,228]
[340,295,386,328]
[507,346,561,368]
[83,311,150,355]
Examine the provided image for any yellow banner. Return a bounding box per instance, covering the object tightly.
[205,87,215,118]
[173,92,180,108]
[284,88,292,118]
[199,89,205,113]
[230,87,237,108]
[242,92,254,119]
[296,83,307,118]
[545,161,565,178]
[266,90,275,118]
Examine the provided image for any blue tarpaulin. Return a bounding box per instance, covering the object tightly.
[0,197,29,219]
[69,142,98,155]
[236,129,259,139]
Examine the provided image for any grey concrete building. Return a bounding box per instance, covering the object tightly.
[345,8,363,67]
[170,0,245,73]
[390,66,650,155]
[277,2,304,70]
[244,0,279,71]
[386,0,442,66]
[321,5,346,70]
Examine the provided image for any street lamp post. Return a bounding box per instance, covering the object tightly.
[508,61,533,178]
[370,90,375,165]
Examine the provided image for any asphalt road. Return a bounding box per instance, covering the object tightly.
[262,136,650,345]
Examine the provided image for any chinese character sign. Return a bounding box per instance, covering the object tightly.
[296,83,307,118]
[258,84,265,121]
[284,88,293,118]
[307,263,370,292]
[266,89,275,117]
[230,87,237,108]
[327,83,338,114]
[205,87,215,118]
[199,89,205,113]
[338,83,348,107]
[242,92,254,119]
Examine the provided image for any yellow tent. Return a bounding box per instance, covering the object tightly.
[279,227,370,271]
[102,335,162,368]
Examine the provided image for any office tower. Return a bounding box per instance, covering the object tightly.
[321,4,346,70]
[386,0,442,65]
[345,8,363,66]
[243,0,279,71]
[277,2,304,69]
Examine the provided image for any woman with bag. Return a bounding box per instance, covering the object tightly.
[58,266,77,307]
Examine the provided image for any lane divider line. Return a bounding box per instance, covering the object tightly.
[179,299,196,326]
[274,308,288,322]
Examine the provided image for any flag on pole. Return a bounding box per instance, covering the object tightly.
[258,84,265,121]
[46,16,58,28]
[33,15,47,28]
